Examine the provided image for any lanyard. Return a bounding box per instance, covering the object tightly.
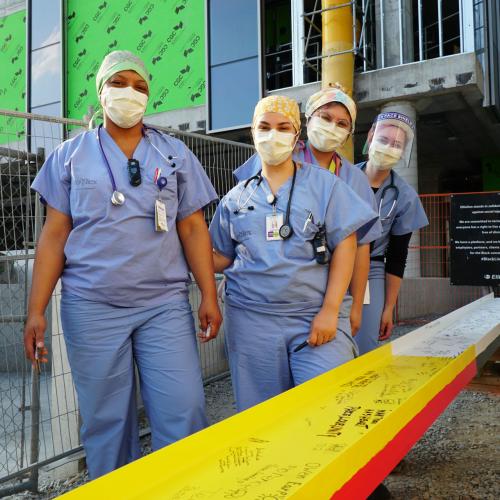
[301,141,341,176]
[96,125,177,205]
[259,162,298,240]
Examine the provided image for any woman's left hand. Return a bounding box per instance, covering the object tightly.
[308,306,338,346]
[197,296,222,343]
[379,306,394,341]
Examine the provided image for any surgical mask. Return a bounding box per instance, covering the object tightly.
[368,141,403,170]
[100,85,148,128]
[307,116,350,152]
[253,129,297,166]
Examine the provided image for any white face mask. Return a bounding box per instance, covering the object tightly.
[368,141,403,170]
[307,116,350,152]
[100,86,148,129]
[253,129,297,166]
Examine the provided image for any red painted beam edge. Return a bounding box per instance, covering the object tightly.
[331,359,477,500]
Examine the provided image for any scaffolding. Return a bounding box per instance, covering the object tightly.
[264,0,469,91]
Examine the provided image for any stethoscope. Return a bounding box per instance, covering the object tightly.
[234,162,298,240]
[97,124,177,206]
[362,163,399,221]
[378,171,399,221]
[234,170,263,213]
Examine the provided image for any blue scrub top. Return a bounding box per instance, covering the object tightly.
[234,142,382,245]
[355,161,429,258]
[210,160,378,315]
[31,127,218,307]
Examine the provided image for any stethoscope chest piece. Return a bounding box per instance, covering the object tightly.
[279,224,293,239]
[111,190,125,206]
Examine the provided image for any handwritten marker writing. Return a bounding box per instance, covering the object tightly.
[293,340,309,353]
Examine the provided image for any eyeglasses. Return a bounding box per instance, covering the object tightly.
[127,159,141,187]
[315,113,351,129]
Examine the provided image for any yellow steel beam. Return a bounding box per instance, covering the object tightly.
[59,296,499,500]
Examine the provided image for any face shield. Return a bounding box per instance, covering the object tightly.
[363,112,415,170]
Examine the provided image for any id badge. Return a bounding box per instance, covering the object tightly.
[363,281,370,305]
[155,199,168,232]
[266,213,283,241]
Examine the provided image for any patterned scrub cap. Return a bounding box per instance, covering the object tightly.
[252,95,301,133]
[305,87,357,132]
[96,50,150,96]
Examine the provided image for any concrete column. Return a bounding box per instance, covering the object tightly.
[381,100,422,278]
[376,0,414,67]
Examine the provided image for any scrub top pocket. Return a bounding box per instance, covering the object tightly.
[283,209,319,261]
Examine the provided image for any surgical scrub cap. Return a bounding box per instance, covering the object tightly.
[253,95,301,133]
[305,85,357,132]
[95,50,150,97]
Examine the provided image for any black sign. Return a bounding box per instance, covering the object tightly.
[450,193,500,285]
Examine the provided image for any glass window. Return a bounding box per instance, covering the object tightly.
[209,0,258,66]
[30,0,60,50]
[210,58,260,131]
[263,0,292,91]
[31,43,61,108]
[208,0,261,131]
[303,0,322,84]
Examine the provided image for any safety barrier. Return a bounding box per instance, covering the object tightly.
[60,294,499,499]
[0,109,253,495]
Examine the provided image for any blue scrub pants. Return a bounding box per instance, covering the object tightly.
[60,293,207,479]
[355,261,386,355]
[224,303,358,412]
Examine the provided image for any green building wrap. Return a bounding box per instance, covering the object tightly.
[66,0,206,121]
[0,9,26,144]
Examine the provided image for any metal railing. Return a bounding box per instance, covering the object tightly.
[0,109,253,496]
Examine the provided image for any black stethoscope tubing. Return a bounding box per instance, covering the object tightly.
[235,162,298,240]
[379,171,399,220]
[97,124,175,206]
[361,163,400,220]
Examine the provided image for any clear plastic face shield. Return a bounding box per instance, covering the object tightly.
[363,112,415,171]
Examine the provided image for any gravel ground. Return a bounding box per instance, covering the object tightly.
[4,322,499,499]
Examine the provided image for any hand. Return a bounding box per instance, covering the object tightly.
[24,313,49,368]
[379,306,394,341]
[350,303,363,337]
[197,295,222,343]
[308,306,338,347]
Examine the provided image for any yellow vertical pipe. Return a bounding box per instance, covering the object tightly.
[322,0,355,162]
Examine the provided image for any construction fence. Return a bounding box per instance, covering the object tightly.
[0,109,492,495]
[0,109,253,495]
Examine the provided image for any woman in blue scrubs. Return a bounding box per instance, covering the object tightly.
[355,112,429,355]
[234,86,381,340]
[209,96,378,411]
[23,51,222,479]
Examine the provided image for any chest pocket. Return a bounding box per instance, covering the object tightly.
[229,205,264,260]
[69,159,110,226]
[153,170,179,225]
[283,207,319,261]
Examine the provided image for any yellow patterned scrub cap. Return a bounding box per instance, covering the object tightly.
[305,86,357,132]
[252,95,301,133]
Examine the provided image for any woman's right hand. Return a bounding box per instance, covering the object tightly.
[24,313,49,366]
